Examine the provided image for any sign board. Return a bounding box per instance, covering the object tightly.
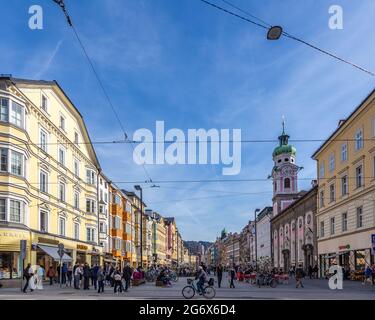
[58,243,65,258]
[371,234,375,255]
[20,240,27,259]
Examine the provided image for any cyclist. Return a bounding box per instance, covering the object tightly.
[196,266,207,295]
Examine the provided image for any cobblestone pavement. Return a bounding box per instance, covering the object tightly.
[0,275,374,300]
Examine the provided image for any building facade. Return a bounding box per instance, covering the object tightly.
[98,173,110,254]
[0,77,102,283]
[312,89,375,278]
[256,207,273,266]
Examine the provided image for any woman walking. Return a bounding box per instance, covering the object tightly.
[36,264,45,290]
[67,265,73,287]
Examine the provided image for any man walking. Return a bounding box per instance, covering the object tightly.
[229,266,236,289]
[83,263,90,290]
[91,264,99,290]
[196,266,207,295]
[22,263,34,293]
[216,264,223,288]
[122,263,132,292]
[97,266,105,293]
[295,264,305,288]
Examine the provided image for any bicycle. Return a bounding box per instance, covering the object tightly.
[169,271,179,282]
[256,273,277,288]
[182,278,216,299]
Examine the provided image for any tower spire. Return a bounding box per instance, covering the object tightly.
[282,115,285,134]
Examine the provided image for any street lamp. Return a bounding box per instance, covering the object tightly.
[267,26,283,40]
[134,185,143,268]
[254,208,261,271]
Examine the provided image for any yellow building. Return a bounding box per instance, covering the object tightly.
[312,89,375,277]
[0,77,102,283]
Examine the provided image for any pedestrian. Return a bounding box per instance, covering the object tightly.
[47,265,55,286]
[36,264,45,290]
[83,263,91,290]
[109,264,115,287]
[295,264,305,288]
[229,266,236,289]
[67,265,73,287]
[113,268,123,294]
[313,264,319,279]
[363,265,372,286]
[22,263,34,293]
[61,263,67,285]
[122,263,132,292]
[97,266,105,293]
[308,265,313,279]
[216,264,223,288]
[74,264,82,289]
[91,264,99,290]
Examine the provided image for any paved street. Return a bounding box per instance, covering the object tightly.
[1,275,374,300]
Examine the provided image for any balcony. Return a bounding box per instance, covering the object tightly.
[111,229,122,237]
[122,211,131,222]
[122,233,131,241]
[111,204,122,215]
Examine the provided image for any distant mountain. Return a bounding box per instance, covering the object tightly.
[184,240,213,255]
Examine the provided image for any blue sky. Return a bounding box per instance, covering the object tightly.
[2,0,375,241]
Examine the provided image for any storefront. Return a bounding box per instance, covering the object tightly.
[0,228,29,280]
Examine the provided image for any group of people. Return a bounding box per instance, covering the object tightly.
[21,261,146,294]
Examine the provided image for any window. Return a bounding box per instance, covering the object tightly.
[10,101,24,128]
[342,212,347,232]
[341,175,348,196]
[0,148,8,172]
[40,129,48,152]
[99,222,105,233]
[59,115,65,131]
[0,198,6,220]
[356,165,363,188]
[125,223,131,234]
[39,170,48,193]
[59,217,66,236]
[113,194,121,205]
[0,98,9,122]
[74,192,79,209]
[330,217,335,235]
[58,147,66,166]
[112,238,121,250]
[104,192,108,203]
[86,169,95,185]
[356,207,363,228]
[86,199,96,214]
[274,182,277,192]
[319,161,325,178]
[40,210,48,232]
[329,154,335,172]
[100,190,103,202]
[341,143,347,162]
[284,178,290,189]
[74,132,79,144]
[9,200,22,223]
[73,158,79,177]
[86,228,95,242]
[329,184,335,203]
[74,223,79,240]
[355,129,363,150]
[11,151,23,176]
[41,95,48,111]
[59,182,66,202]
[113,216,121,229]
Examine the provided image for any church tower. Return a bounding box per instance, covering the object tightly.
[271,119,299,216]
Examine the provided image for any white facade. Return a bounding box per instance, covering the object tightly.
[257,208,272,260]
[98,173,110,253]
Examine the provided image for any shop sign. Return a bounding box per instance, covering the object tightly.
[371,234,375,255]
[0,230,28,239]
[338,244,350,251]
[77,244,88,250]
[38,237,59,245]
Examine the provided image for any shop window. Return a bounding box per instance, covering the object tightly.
[0,252,21,279]
[355,250,366,270]
[0,198,6,220]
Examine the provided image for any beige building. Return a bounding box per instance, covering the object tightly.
[312,89,375,278]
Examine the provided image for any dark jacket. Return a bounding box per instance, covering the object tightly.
[83,265,91,277]
[122,266,132,280]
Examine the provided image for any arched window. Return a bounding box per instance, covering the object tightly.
[284,178,290,188]
[274,182,277,192]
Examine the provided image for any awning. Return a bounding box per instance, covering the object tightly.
[37,244,72,262]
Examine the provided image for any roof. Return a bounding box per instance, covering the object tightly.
[257,206,273,220]
[270,186,317,223]
[312,88,375,159]
[1,76,101,170]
